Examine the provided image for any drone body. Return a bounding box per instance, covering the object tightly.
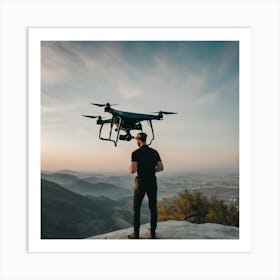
[83,103,177,146]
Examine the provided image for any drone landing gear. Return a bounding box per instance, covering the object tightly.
[99,117,122,146]
[98,118,155,146]
[147,120,155,146]
[98,117,135,146]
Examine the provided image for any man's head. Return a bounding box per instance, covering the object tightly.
[135,132,147,147]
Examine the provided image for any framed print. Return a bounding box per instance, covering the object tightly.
[1,0,280,279]
[28,27,252,253]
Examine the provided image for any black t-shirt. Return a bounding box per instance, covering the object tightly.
[131,145,161,182]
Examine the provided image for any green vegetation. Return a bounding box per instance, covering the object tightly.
[158,190,239,227]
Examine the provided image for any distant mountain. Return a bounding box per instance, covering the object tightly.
[55,169,105,177]
[88,220,239,239]
[85,195,120,208]
[66,179,129,199]
[41,179,133,239]
[41,172,80,185]
[82,175,132,190]
[41,172,130,199]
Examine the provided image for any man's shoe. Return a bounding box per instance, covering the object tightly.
[128,232,140,239]
[150,230,157,239]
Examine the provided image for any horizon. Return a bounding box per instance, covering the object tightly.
[41,167,239,176]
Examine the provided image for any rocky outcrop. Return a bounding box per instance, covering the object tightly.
[88,220,239,239]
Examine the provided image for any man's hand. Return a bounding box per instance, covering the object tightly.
[155,161,164,172]
[129,161,138,173]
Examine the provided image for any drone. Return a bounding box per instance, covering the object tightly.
[82,103,177,146]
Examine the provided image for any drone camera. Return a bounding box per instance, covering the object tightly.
[119,133,133,141]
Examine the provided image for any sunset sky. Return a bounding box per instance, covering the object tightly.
[41,41,239,173]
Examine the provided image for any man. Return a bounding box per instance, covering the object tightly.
[128,132,164,239]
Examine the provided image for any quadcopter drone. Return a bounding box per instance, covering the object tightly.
[82,103,177,146]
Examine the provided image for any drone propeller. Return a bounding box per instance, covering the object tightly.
[90,103,105,107]
[152,111,177,115]
[82,115,101,119]
[91,103,118,107]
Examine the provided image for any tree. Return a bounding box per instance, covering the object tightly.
[157,190,239,227]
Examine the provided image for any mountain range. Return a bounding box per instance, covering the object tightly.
[41,172,129,199]
[41,178,154,238]
[41,170,239,239]
[41,179,137,238]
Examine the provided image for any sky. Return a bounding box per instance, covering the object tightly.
[41,41,239,173]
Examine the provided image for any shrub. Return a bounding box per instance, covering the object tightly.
[158,190,239,227]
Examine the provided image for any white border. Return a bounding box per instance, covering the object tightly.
[28,27,252,253]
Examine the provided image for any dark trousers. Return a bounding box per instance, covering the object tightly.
[133,177,157,233]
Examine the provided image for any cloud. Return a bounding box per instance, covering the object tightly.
[196,91,219,106]
[41,44,71,86]
[118,78,141,100]
[74,42,122,76]
[179,71,207,96]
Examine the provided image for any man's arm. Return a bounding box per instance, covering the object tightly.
[155,161,164,172]
[129,161,138,174]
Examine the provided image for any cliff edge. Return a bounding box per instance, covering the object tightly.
[88,220,239,239]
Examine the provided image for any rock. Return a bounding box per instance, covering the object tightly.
[87,220,239,239]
